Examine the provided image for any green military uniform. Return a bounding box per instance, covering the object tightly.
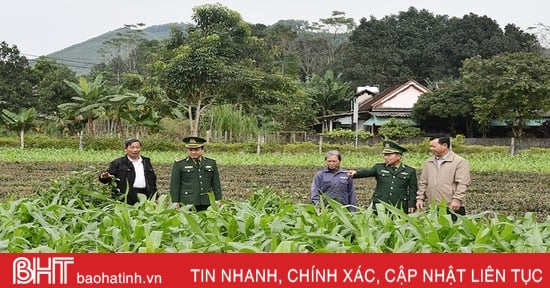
[170,156,222,206]
[170,136,222,208]
[353,140,418,212]
[354,163,417,212]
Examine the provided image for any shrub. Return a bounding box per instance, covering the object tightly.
[378,118,422,140]
[322,129,373,144]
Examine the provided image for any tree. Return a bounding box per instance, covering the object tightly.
[157,4,251,136]
[305,70,352,117]
[461,52,550,139]
[527,22,550,49]
[261,23,300,76]
[391,7,448,81]
[160,34,227,136]
[378,118,422,140]
[98,23,146,83]
[59,75,111,135]
[92,23,163,89]
[31,57,77,115]
[54,106,86,136]
[294,35,333,80]
[224,68,312,131]
[308,11,355,64]
[165,24,187,50]
[109,91,162,136]
[411,81,474,136]
[1,107,37,148]
[502,24,540,53]
[158,3,303,135]
[0,41,36,112]
[333,15,410,89]
[333,7,540,90]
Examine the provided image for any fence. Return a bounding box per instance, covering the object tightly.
[464,138,550,149]
[259,133,550,149]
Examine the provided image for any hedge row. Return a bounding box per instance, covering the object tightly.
[0,135,511,154]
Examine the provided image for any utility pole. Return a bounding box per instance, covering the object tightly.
[353,96,359,147]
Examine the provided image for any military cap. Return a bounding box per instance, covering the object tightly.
[182,136,207,148]
[381,140,407,154]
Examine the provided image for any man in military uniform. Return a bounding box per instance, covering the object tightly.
[170,136,222,211]
[347,140,418,213]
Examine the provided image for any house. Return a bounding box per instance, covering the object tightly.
[315,79,430,134]
[315,78,550,137]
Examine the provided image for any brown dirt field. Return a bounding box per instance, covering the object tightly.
[1,162,549,220]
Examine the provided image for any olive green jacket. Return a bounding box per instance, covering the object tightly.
[354,163,418,211]
[170,156,222,206]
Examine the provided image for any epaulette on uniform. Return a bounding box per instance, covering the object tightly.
[174,157,187,163]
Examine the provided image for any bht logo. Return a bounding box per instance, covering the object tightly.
[12,256,74,285]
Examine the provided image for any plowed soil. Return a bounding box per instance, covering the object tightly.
[1,162,549,220]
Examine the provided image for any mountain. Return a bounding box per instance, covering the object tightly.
[43,23,187,75]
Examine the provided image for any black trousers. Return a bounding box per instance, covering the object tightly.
[127,187,150,205]
[194,204,210,212]
[448,206,466,222]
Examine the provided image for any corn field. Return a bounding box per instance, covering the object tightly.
[0,148,549,252]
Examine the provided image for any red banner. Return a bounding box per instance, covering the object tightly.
[0,253,547,287]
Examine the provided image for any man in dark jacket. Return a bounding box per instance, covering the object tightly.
[99,138,158,205]
[347,140,418,213]
[311,150,356,212]
[170,136,222,211]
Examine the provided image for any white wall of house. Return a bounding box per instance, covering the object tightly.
[377,87,423,109]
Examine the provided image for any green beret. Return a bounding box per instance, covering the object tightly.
[382,140,407,154]
[182,136,207,148]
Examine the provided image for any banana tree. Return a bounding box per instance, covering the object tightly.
[1,107,37,148]
[59,74,111,135]
[109,92,162,136]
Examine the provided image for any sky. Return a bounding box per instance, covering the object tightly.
[2,0,548,57]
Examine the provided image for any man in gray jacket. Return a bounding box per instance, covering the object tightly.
[416,135,470,221]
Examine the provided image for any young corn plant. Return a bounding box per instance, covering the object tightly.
[1,171,550,252]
